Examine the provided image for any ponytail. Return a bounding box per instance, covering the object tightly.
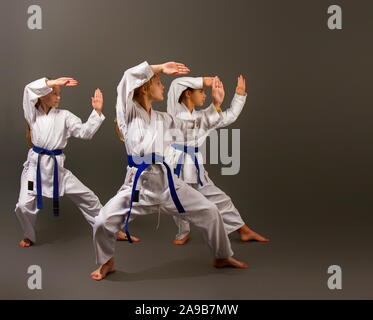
[114,118,124,142]
[25,122,33,147]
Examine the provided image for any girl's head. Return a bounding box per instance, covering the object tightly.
[36,77,61,109]
[133,74,165,103]
[38,86,61,108]
[179,88,207,108]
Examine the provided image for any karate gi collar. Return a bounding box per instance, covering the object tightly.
[134,101,153,122]
[179,102,195,119]
[36,105,57,116]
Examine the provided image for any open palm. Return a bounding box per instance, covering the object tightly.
[235,75,246,95]
[51,77,78,87]
[212,77,225,106]
[91,88,103,113]
[162,62,190,75]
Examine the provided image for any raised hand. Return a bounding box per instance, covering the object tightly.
[46,77,79,88]
[211,76,225,108]
[161,62,190,75]
[203,77,214,87]
[235,75,246,96]
[91,88,103,114]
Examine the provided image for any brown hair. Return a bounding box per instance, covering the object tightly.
[178,87,194,104]
[133,74,158,101]
[114,118,124,142]
[25,122,33,147]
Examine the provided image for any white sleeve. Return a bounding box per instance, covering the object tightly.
[198,103,223,130]
[116,61,154,137]
[23,77,53,124]
[167,77,203,115]
[215,93,246,128]
[65,109,105,140]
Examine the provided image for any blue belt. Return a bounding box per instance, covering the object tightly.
[172,143,203,186]
[32,146,63,216]
[125,153,185,243]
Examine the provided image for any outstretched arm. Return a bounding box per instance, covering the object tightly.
[216,75,247,128]
[66,88,105,140]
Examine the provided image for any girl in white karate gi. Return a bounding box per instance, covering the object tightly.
[15,77,107,247]
[91,61,248,281]
[167,76,269,245]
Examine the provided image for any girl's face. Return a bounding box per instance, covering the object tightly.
[40,86,61,107]
[148,75,165,101]
[189,89,206,107]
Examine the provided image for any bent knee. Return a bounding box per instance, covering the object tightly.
[15,200,35,214]
[94,211,123,233]
[94,214,106,229]
[198,202,220,220]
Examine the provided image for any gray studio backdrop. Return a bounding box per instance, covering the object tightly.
[0,0,372,299]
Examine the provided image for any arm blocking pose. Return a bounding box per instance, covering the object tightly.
[166,75,269,245]
[91,61,249,281]
[15,77,105,247]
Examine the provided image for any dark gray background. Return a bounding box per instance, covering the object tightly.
[0,0,372,299]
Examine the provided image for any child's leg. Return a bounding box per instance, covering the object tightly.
[63,171,102,227]
[197,177,245,234]
[64,170,140,242]
[161,181,247,268]
[172,215,190,244]
[198,175,269,242]
[91,186,158,280]
[15,168,39,245]
[92,188,131,267]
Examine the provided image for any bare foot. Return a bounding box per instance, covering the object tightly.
[237,225,270,242]
[90,258,115,281]
[214,257,249,269]
[173,233,190,245]
[116,231,141,242]
[19,238,33,248]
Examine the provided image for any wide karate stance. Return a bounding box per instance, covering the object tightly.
[167,76,269,245]
[15,77,106,247]
[91,61,248,281]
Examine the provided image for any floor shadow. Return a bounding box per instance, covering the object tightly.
[104,257,245,282]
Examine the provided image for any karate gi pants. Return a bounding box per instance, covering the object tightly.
[15,167,102,243]
[93,178,234,265]
[173,173,245,240]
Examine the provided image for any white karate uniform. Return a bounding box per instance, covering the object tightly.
[15,78,105,243]
[93,62,234,265]
[166,77,246,240]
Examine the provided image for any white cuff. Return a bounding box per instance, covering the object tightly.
[91,109,106,122]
